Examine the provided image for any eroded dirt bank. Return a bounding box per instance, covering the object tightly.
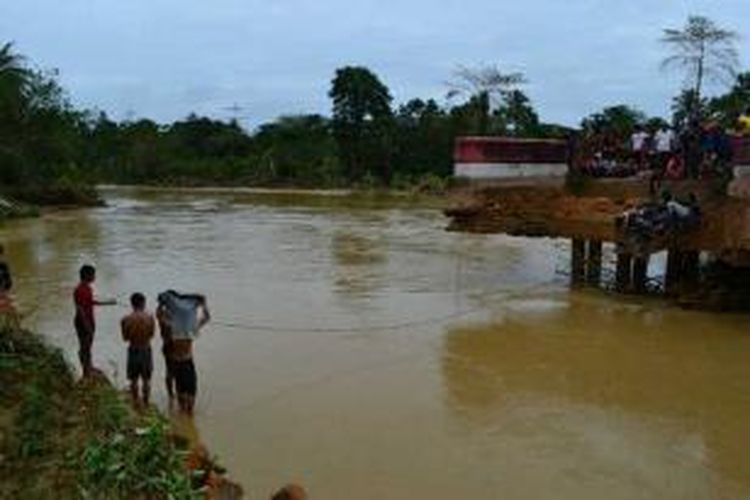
[0,324,240,499]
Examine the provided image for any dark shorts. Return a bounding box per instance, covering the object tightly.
[127,347,153,381]
[74,316,94,344]
[162,343,176,378]
[172,358,197,396]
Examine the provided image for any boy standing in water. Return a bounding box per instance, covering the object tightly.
[121,293,155,407]
[156,303,176,400]
[73,265,115,377]
[157,291,210,415]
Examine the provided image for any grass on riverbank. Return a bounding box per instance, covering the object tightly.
[0,324,204,499]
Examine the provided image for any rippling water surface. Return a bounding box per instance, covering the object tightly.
[3,187,750,499]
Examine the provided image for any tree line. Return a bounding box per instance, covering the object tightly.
[0,16,748,194]
[0,43,571,192]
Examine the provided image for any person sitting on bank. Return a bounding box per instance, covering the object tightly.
[665,192,701,230]
[73,265,116,377]
[121,292,156,408]
[157,290,211,414]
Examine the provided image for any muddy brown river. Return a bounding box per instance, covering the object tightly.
[2,187,750,499]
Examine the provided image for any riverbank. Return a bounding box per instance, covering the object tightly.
[1,180,450,222]
[0,323,240,499]
[97,171,453,196]
[3,183,103,209]
[0,183,103,221]
[0,196,38,219]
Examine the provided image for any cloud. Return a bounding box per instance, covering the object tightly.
[2,0,749,127]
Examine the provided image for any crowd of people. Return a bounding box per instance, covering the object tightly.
[615,191,702,255]
[577,119,738,184]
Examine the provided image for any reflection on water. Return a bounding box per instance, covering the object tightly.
[1,187,749,499]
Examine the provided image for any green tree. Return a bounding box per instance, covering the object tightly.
[392,99,454,179]
[253,114,339,185]
[661,16,739,114]
[0,43,29,183]
[446,64,526,135]
[709,72,750,128]
[329,66,394,183]
[581,105,646,136]
[671,89,708,129]
[495,90,540,137]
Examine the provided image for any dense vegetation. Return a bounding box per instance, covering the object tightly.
[0,325,205,498]
[0,43,575,193]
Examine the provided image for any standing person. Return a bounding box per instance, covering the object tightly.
[157,291,211,414]
[121,293,155,408]
[630,125,650,170]
[654,125,676,172]
[681,119,702,179]
[156,301,176,400]
[73,265,115,377]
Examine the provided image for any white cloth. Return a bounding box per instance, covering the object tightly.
[158,291,208,340]
[654,129,675,153]
[631,131,649,152]
[667,200,691,219]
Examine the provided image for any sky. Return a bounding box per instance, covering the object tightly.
[2,0,749,129]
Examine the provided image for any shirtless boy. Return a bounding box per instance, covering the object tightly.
[157,291,210,415]
[121,293,155,407]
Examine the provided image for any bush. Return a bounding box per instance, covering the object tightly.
[76,416,199,499]
[413,173,449,195]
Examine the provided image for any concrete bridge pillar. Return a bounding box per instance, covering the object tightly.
[571,239,587,285]
[632,256,650,294]
[586,240,603,286]
[665,249,683,296]
[681,251,700,285]
[616,252,632,293]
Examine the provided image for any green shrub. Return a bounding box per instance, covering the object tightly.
[76,416,200,499]
[413,173,449,195]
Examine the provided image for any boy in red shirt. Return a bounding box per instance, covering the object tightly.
[73,265,115,377]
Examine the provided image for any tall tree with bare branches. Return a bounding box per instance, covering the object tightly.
[446,64,526,135]
[661,16,739,116]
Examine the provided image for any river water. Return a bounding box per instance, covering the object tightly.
[2,187,750,499]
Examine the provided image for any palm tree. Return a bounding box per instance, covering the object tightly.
[661,16,739,109]
[0,42,28,115]
[0,42,27,83]
[446,64,526,135]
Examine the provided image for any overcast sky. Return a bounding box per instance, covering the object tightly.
[2,0,749,129]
